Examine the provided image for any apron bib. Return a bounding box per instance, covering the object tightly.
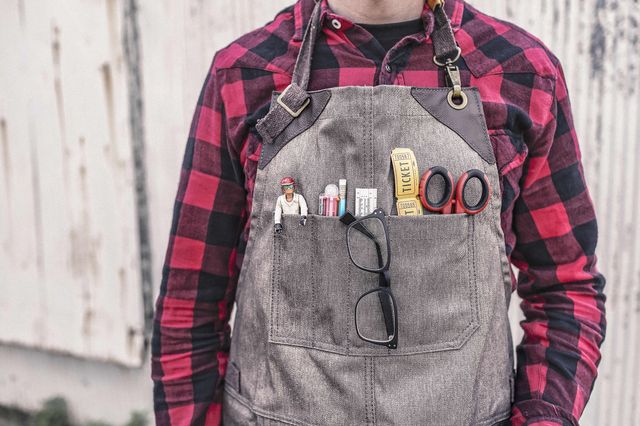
[223,1,515,424]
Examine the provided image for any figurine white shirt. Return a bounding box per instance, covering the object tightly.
[274,193,308,224]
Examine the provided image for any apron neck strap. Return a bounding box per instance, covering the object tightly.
[255,1,463,145]
[291,0,323,90]
[291,0,462,91]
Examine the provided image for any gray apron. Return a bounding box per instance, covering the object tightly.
[222,1,515,424]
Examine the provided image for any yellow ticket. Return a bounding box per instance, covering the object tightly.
[396,199,423,216]
[390,148,423,216]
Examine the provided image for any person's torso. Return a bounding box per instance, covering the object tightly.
[221,0,524,424]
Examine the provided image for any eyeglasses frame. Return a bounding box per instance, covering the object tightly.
[343,208,398,349]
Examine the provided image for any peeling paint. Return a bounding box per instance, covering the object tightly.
[68,137,101,280]
[82,309,94,339]
[68,228,101,279]
[28,116,44,279]
[590,0,607,78]
[590,22,606,78]
[17,0,26,30]
[51,23,70,191]
[505,2,514,19]
[126,326,137,357]
[627,14,639,94]
[100,62,121,169]
[106,0,119,54]
[119,266,128,311]
[1,118,11,201]
[51,25,66,142]
[0,117,12,253]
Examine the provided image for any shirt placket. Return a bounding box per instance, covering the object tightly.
[322,7,435,85]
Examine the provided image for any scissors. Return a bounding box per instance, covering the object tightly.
[418,166,491,215]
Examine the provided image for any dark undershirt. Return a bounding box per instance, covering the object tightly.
[357,17,424,52]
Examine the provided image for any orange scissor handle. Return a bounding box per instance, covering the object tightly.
[419,166,455,214]
[454,169,491,214]
[419,167,491,215]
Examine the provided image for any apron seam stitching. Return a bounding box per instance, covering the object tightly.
[371,357,377,424]
[346,265,351,354]
[273,232,279,336]
[364,357,370,424]
[369,88,374,188]
[311,218,318,346]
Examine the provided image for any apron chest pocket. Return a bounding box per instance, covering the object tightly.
[268,212,480,356]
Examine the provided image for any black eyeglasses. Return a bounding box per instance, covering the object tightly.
[340,208,398,349]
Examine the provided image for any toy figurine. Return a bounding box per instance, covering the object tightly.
[274,177,308,234]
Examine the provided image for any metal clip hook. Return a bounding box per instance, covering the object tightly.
[445,62,462,97]
[444,62,468,110]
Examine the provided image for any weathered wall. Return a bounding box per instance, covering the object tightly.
[0,0,637,424]
[0,0,146,367]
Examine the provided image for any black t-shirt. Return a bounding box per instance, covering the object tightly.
[358,18,424,52]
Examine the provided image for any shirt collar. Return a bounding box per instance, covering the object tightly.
[292,0,464,42]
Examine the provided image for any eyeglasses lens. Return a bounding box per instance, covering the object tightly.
[355,289,396,343]
[347,217,388,271]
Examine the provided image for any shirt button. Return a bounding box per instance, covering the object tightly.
[331,18,342,30]
[384,64,392,72]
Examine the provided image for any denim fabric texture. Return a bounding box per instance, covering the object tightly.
[222,2,514,425]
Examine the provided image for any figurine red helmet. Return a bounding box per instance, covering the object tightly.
[280,176,296,187]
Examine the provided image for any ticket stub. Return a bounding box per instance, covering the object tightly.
[355,188,377,217]
[396,199,422,216]
[390,148,423,215]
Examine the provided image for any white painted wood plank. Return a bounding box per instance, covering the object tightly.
[0,0,145,366]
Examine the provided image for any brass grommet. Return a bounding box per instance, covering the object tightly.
[447,89,468,110]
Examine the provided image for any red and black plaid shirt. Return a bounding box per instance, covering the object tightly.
[151,0,606,424]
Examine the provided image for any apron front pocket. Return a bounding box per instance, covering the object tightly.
[382,213,480,353]
[268,212,480,356]
[269,213,350,350]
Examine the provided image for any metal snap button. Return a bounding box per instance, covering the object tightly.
[384,64,392,73]
[331,18,342,29]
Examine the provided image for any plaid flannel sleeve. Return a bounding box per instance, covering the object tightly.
[509,58,607,425]
[151,55,248,426]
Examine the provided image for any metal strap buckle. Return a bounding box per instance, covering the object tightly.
[433,45,462,67]
[277,84,310,117]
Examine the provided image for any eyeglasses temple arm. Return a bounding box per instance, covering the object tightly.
[340,211,377,241]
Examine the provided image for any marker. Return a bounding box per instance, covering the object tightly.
[338,179,347,216]
[324,196,339,216]
[318,194,326,215]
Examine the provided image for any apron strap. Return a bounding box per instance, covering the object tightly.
[291,0,324,91]
[256,0,461,144]
[429,1,462,65]
[255,0,322,144]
